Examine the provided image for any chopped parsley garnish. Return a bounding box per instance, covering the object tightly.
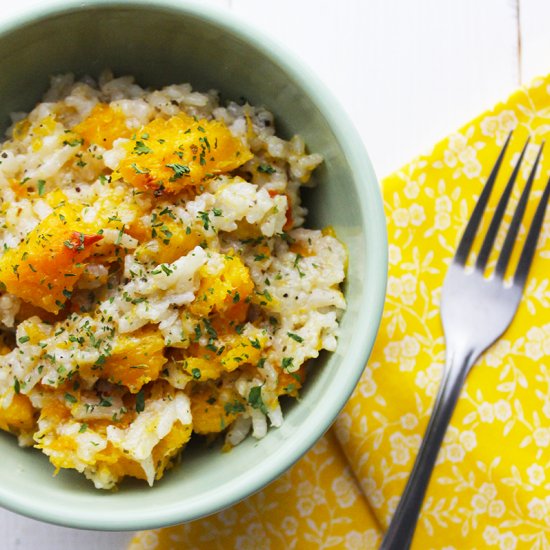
[258,289,272,303]
[240,236,265,246]
[166,163,190,181]
[282,357,294,370]
[64,392,77,404]
[289,371,302,382]
[133,141,153,155]
[279,232,296,244]
[63,138,84,147]
[131,163,150,174]
[287,332,304,343]
[159,207,176,219]
[248,386,268,414]
[160,264,173,276]
[13,378,20,394]
[135,389,145,413]
[206,340,218,352]
[37,179,46,196]
[79,423,88,433]
[257,163,276,174]
[161,227,173,239]
[294,254,305,278]
[249,338,261,349]
[203,318,218,339]
[18,336,30,344]
[191,368,201,380]
[94,354,107,367]
[224,401,245,415]
[198,211,211,230]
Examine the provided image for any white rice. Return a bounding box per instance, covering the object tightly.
[0,71,346,489]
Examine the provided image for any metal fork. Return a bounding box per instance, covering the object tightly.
[381,133,550,550]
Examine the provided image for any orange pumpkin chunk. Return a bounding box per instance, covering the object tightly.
[135,219,202,265]
[100,327,167,393]
[0,205,102,313]
[112,114,253,194]
[218,333,265,372]
[0,394,35,434]
[80,421,191,484]
[181,332,266,382]
[189,254,254,318]
[91,444,150,483]
[190,383,245,435]
[73,103,132,148]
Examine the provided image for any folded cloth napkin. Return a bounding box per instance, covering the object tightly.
[129,75,550,550]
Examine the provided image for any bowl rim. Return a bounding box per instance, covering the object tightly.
[0,0,388,531]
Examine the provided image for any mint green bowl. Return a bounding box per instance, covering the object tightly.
[0,0,387,530]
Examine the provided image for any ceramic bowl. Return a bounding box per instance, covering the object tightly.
[0,0,387,530]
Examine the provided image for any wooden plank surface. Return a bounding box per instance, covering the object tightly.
[1,510,131,550]
[231,0,520,177]
[519,0,550,83]
[0,0,542,548]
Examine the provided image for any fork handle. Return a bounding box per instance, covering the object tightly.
[380,349,475,550]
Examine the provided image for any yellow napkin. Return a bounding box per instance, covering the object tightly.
[129,75,550,550]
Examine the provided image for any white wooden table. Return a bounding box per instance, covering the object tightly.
[2,0,550,548]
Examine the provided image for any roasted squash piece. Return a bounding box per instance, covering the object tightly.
[0,205,103,313]
[135,219,202,265]
[181,331,266,381]
[73,103,132,148]
[0,394,35,434]
[91,444,150,483]
[112,114,253,194]
[181,356,223,382]
[218,333,265,372]
[189,254,254,318]
[190,382,245,435]
[100,327,167,393]
[76,421,191,484]
[276,366,305,398]
[151,421,192,478]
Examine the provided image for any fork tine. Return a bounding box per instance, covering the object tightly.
[475,137,530,271]
[495,142,544,278]
[513,174,550,288]
[454,131,513,265]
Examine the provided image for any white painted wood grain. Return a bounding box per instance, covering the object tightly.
[0,509,131,549]
[1,0,231,16]
[232,0,519,177]
[519,0,550,83]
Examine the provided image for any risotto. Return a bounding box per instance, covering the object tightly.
[0,72,346,489]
